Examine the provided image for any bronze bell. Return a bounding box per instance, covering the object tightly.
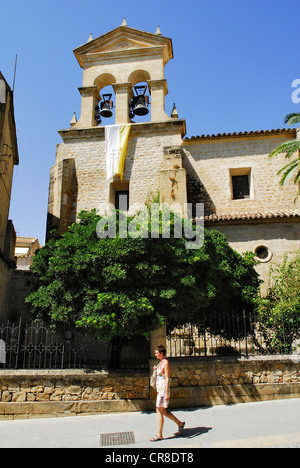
[133,95,149,116]
[132,85,149,117]
[99,94,113,118]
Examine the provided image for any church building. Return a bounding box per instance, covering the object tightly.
[47,21,300,288]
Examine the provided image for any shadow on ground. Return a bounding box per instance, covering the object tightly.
[163,426,212,441]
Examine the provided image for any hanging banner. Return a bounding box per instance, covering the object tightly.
[105,124,131,182]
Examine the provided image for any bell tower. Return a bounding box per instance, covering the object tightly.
[47,22,187,239]
[73,22,174,126]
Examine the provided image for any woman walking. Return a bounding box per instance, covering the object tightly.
[150,344,185,442]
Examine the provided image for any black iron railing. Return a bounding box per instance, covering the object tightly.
[0,319,149,370]
[1,308,299,369]
[167,309,300,358]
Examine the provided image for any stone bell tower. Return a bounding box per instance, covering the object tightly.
[47,21,187,238]
[73,21,173,126]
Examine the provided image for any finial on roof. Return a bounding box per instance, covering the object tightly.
[155,25,162,35]
[70,112,77,127]
[87,33,93,43]
[121,17,127,26]
[171,103,178,119]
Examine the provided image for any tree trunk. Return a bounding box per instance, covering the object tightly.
[109,335,122,369]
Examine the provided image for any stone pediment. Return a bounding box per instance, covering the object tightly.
[74,26,173,68]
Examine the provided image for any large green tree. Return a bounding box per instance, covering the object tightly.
[255,249,300,354]
[26,209,260,364]
[269,113,300,202]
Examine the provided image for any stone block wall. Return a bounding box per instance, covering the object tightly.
[168,356,300,399]
[212,221,300,292]
[0,369,151,419]
[2,270,37,321]
[0,255,14,321]
[48,120,185,235]
[166,356,300,409]
[0,370,150,404]
[0,356,299,419]
[183,132,298,216]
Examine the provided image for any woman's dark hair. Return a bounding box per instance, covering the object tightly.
[155,344,166,356]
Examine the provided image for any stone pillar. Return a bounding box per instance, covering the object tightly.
[113,82,132,124]
[77,86,99,128]
[147,79,171,122]
[149,324,167,358]
[159,146,187,214]
[46,158,76,239]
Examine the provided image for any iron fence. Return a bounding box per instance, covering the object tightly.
[167,309,300,358]
[1,308,299,370]
[0,319,149,370]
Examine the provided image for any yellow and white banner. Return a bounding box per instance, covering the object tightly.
[105,124,131,182]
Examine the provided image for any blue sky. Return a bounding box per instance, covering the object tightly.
[1,0,299,244]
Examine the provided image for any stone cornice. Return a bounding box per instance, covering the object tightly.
[58,119,187,142]
[80,46,168,68]
[74,26,173,69]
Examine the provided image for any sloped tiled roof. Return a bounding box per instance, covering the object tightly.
[16,237,38,245]
[184,128,296,142]
[202,210,300,224]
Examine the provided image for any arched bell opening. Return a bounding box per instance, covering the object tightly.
[128,70,151,123]
[95,84,115,125]
[129,81,151,123]
[94,74,117,126]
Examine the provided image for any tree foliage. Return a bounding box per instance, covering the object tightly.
[26,209,260,341]
[269,113,300,203]
[255,250,300,353]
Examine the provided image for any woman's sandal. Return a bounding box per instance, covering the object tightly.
[177,422,185,436]
[150,435,163,442]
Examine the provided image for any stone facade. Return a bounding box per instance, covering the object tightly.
[0,72,19,319]
[183,129,300,288]
[47,24,300,286]
[0,253,14,321]
[2,270,36,322]
[211,220,300,292]
[48,120,185,237]
[183,130,298,216]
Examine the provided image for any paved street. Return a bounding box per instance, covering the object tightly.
[0,398,299,449]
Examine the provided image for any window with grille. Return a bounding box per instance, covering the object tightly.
[231,174,250,200]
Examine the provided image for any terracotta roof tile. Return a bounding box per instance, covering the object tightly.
[201,210,300,224]
[16,237,38,244]
[184,128,296,142]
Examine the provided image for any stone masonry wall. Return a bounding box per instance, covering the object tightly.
[0,370,149,404]
[183,133,298,216]
[1,356,299,419]
[0,256,13,321]
[170,356,300,387]
[2,270,37,321]
[212,221,300,292]
[48,122,184,234]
